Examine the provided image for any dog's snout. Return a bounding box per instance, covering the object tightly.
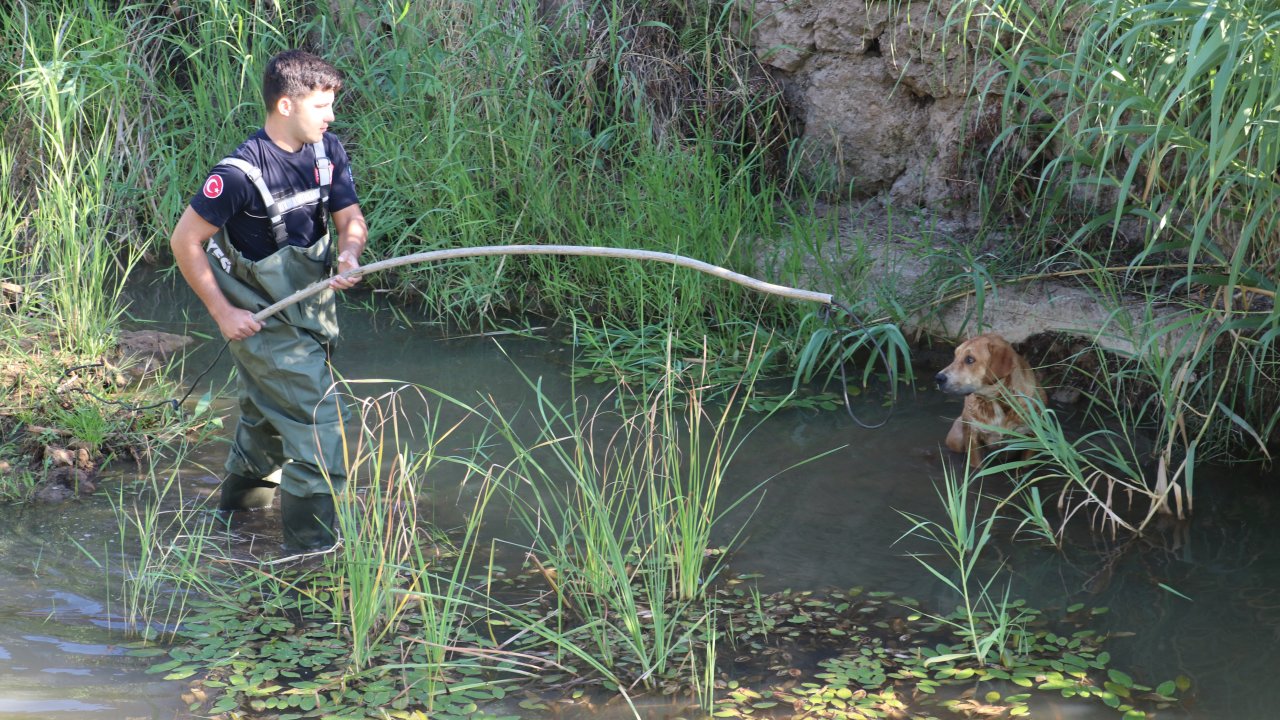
[935,371,948,388]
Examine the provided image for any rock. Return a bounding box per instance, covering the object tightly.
[118,329,194,358]
[46,466,96,495]
[115,329,193,379]
[34,482,74,504]
[1051,386,1082,405]
[744,0,981,209]
[44,445,76,468]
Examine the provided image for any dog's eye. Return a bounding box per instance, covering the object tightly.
[964,355,975,364]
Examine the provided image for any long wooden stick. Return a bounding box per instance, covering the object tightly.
[251,244,833,323]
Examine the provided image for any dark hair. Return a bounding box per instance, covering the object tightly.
[262,50,343,112]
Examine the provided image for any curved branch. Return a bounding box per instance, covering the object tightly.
[251,244,833,323]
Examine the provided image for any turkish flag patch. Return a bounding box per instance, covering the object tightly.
[202,174,224,199]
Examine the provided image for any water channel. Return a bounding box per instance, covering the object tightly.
[1,271,1277,719]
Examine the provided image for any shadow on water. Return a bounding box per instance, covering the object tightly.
[2,269,1278,718]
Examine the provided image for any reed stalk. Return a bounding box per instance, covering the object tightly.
[897,459,1030,667]
[324,383,484,673]
[7,6,139,356]
[479,340,790,695]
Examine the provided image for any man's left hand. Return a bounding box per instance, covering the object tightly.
[331,249,361,290]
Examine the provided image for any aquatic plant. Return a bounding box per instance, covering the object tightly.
[897,456,1032,668]
[322,383,488,674]
[478,338,825,697]
[709,584,1190,720]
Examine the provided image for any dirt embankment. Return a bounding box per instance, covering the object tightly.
[0,329,192,503]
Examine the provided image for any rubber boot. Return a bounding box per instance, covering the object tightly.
[280,491,338,553]
[217,473,277,513]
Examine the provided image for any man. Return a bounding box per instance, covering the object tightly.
[170,49,367,552]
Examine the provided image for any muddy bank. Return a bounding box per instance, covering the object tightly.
[0,329,192,503]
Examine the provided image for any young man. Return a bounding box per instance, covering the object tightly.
[170,49,367,552]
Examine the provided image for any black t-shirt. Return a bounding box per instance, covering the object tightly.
[190,130,358,261]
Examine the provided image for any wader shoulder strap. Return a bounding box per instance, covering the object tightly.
[218,156,289,246]
[218,144,334,249]
[311,141,332,236]
[312,141,332,205]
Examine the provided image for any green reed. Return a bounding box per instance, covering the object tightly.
[6,5,140,356]
[110,442,222,639]
[897,458,1031,668]
[479,339,819,699]
[324,382,488,673]
[0,148,22,288]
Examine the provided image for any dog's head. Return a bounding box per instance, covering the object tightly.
[935,333,1019,397]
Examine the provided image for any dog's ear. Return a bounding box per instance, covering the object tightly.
[987,337,1016,382]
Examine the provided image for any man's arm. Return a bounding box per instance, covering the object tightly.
[329,203,368,291]
[170,206,263,340]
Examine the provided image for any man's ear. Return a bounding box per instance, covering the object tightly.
[276,95,293,117]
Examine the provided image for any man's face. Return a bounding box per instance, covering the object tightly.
[283,89,335,144]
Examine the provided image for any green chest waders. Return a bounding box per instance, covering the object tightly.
[206,143,349,550]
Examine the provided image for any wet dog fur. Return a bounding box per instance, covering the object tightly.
[935,333,1046,467]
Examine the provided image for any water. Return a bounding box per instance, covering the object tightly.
[2,271,1277,718]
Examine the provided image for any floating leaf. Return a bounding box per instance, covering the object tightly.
[1104,681,1132,698]
[1108,668,1134,688]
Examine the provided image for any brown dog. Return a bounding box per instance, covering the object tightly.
[935,333,1046,467]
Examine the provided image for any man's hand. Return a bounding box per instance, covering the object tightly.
[214,306,264,341]
[330,249,361,290]
[170,207,263,342]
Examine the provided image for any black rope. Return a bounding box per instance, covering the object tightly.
[820,299,899,430]
[61,340,230,415]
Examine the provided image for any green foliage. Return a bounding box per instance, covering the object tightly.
[897,460,1033,668]
[709,585,1190,719]
[3,3,141,355]
[481,348,779,692]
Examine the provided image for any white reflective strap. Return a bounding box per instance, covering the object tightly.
[217,157,275,211]
[272,188,323,213]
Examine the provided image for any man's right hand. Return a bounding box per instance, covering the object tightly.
[171,207,263,342]
[215,307,263,341]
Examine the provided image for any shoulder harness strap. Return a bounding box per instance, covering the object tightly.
[311,140,332,237]
[313,140,332,203]
[217,143,333,249]
[218,157,289,246]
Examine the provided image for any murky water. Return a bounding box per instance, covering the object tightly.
[2,272,1277,719]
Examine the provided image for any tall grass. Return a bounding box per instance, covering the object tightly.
[898,458,1031,668]
[318,0,804,340]
[479,342,807,694]
[0,148,22,286]
[109,440,234,638]
[324,383,486,673]
[5,6,141,356]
